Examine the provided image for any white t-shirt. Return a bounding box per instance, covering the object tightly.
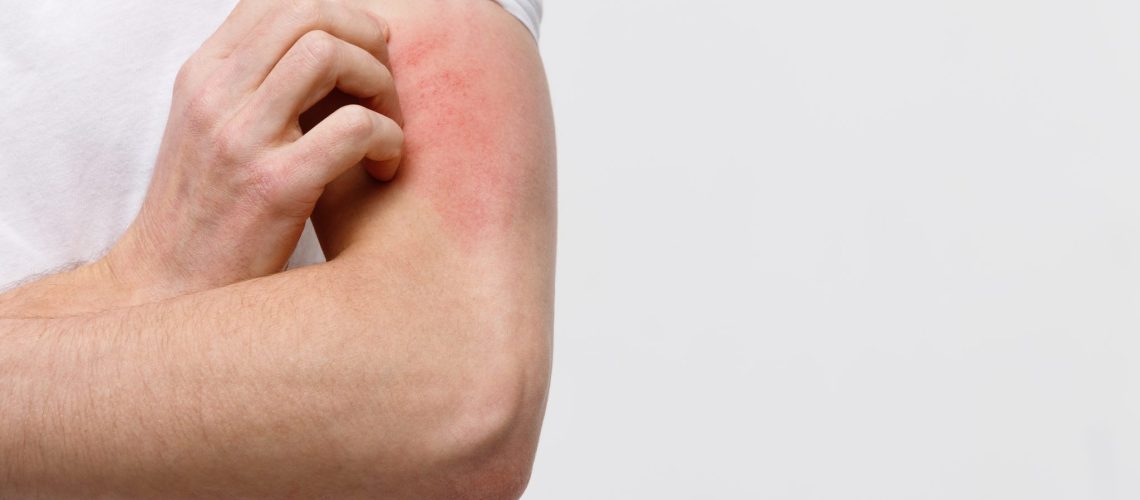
[0,0,541,289]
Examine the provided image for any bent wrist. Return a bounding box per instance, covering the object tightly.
[98,227,203,307]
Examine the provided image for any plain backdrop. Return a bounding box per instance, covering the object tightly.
[528,0,1140,498]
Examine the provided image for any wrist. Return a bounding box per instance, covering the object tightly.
[98,227,194,306]
[0,224,190,318]
[0,260,136,317]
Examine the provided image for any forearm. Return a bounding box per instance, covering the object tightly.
[0,255,548,498]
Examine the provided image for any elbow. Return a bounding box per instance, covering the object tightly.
[444,398,544,499]
[330,219,555,497]
[396,321,553,500]
[440,338,551,499]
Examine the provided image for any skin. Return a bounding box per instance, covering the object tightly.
[0,0,555,498]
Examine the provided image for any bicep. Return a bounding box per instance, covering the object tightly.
[312,0,556,262]
[310,1,556,398]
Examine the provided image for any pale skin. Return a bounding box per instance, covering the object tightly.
[0,0,555,497]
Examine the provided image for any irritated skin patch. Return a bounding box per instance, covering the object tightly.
[387,18,525,247]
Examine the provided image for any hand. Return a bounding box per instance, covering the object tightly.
[101,0,404,302]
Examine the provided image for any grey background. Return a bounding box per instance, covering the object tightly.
[528,0,1140,498]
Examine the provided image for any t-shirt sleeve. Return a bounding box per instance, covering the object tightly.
[492,0,543,40]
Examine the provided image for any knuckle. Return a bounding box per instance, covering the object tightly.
[179,88,220,132]
[213,122,250,163]
[296,30,338,70]
[173,61,215,128]
[339,105,375,138]
[173,59,198,91]
[245,160,285,205]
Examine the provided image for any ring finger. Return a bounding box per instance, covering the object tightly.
[245,30,401,137]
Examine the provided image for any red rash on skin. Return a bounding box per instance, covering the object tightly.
[387,21,520,246]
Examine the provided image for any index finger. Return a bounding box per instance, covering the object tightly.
[228,1,391,93]
[195,0,276,59]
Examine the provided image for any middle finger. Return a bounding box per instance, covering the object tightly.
[227,0,391,93]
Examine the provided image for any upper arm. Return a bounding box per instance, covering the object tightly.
[308,0,556,493]
[386,0,555,250]
[311,0,556,319]
[312,0,555,272]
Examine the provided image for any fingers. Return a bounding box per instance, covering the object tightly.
[229,0,390,91]
[284,104,403,187]
[196,0,276,58]
[183,0,405,189]
[249,30,402,133]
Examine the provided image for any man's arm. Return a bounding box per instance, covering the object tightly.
[2,259,550,497]
[0,0,554,497]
